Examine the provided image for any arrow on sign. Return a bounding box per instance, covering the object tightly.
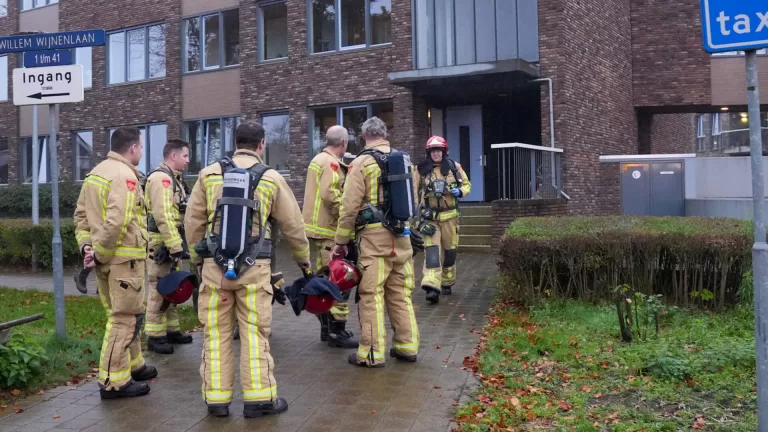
[28,92,71,100]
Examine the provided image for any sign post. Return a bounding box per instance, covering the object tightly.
[701,0,768,426]
[0,29,105,340]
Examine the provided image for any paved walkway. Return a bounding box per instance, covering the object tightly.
[0,250,495,432]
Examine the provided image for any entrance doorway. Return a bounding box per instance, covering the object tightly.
[445,105,484,202]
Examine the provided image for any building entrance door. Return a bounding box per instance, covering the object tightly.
[445,105,484,201]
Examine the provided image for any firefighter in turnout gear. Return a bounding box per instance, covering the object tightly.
[331,117,421,368]
[415,136,471,304]
[185,121,311,418]
[73,127,158,399]
[144,139,194,354]
[302,125,359,349]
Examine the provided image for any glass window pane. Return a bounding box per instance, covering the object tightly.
[203,14,221,69]
[186,121,203,174]
[223,117,236,156]
[370,0,391,45]
[148,124,167,169]
[262,114,290,172]
[75,131,93,181]
[435,0,455,66]
[22,0,32,11]
[371,101,394,138]
[312,107,337,156]
[415,0,435,68]
[312,0,336,53]
[138,127,148,173]
[108,32,126,84]
[206,119,222,164]
[148,25,166,78]
[0,139,7,184]
[128,28,146,81]
[0,0,7,17]
[341,0,365,48]
[185,18,201,72]
[0,56,7,101]
[34,0,45,7]
[76,48,92,89]
[341,106,367,155]
[263,3,288,60]
[223,10,240,66]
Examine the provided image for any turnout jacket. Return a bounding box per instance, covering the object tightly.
[184,149,310,267]
[302,148,347,240]
[145,163,186,254]
[73,151,148,265]
[414,160,471,221]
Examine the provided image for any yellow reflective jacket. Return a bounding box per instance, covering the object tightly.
[414,159,471,221]
[145,163,186,254]
[73,151,148,265]
[302,149,346,240]
[184,149,310,267]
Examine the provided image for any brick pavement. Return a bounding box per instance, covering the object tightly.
[0,250,495,432]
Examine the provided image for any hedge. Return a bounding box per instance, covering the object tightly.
[0,219,80,269]
[498,216,752,309]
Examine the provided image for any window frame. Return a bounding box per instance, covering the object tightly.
[72,130,94,182]
[307,0,392,55]
[307,99,393,158]
[0,55,7,101]
[106,22,166,86]
[0,137,8,185]
[260,111,291,175]
[20,0,57,12]
[258,0,289,63]
[183,115,242,177]
[106,122,167,175]
[75,47,92,89]
[20,135,52,185]
[182,8,240,74]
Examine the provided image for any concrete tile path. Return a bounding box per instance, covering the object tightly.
[0,249,495,432]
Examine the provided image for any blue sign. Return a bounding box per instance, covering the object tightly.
[23,49,74,68]
[701,0,768,53]
[0,30,105,54]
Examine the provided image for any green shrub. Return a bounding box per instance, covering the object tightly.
[0,183,82,219]
[499,216,752,309]
[0,333,48,389]
[0,219,80,269]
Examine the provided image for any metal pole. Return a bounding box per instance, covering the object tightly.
[746,49,768,431]
[49,104,65,339]
[32,106,38,225]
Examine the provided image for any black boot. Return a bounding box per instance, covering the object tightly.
[208,405,230,417]
[243,398,288,418]
[317,313,330,342]
[348,353,385,368]
[73,268,90,294]
[390,348,417,363]
[233,326,240,340]
[131,365,158,381]
[99,380,150,399]
[167,331,193,344]
[148,336,174,354]
[441,285,452,295]
[424,287,440,304]
[327,320,359,348]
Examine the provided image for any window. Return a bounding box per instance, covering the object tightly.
[259,2,288,61]
[107,24,166,84]
[262,113,290,172]
[21,0,56,11]
[184,116,241,174]
[711,113,721,136]
[75,47,92,89]
[310,0,391,54]
[108,124,167,174]
[21,137,50,184]
[0,139,7,184]
[0,0,7,17]
[184,9,240,73]
[0,56,6,101]
[73,131,93,181]
[309,101,393,156]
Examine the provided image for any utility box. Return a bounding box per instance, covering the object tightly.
[620,161,684,216]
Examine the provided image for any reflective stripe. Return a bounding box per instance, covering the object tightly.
[336,227,354,238]
[167,318,180,329]
[162,181,182,247]
[330,303,349,317]
[246,284,262,396]
[130,352,144,368]
[98,315,114,374]
[402,259,419,354]
[76,230,91,244]
[306,224,336,238]
[144,322,167,332]
[365,164,380,207]
[114,247,145,258]
[243,386,278,402]
[94,243,114,257]
[149,232,164,241]
[115,189,135,255]
[358,257,387,362]
[204,390,233,403]
[99,367,131,382]
[438,209,459,221]
[292,244,310,261]
[206,288,222,399]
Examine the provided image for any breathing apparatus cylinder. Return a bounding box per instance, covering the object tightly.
[218,167,253,280]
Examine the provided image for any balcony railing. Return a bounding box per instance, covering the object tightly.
[491,143,566,200]
[711,128,768,151]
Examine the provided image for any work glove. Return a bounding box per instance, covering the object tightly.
[418,220,436,236]
[450,188,462,197]
[410,229,425,252]
[270,272,287,305]
[153,246,170,264]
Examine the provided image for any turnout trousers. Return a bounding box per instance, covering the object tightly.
[420,217,459,292]
[145,241,180,337]
[94,260,147,391]
[309,237,349,321]
[198,260,277,406]
[354,226,420,366]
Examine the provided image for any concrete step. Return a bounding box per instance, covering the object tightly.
[459,224,491,236]
[460,214,491,226]
[458,245,492,254]
[459,206,492,217]
[459,234,491,246]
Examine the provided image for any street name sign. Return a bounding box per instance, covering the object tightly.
[0,29,105,54]
[23,49,74,68]
[12,65,84,106]
[701,0,768,53]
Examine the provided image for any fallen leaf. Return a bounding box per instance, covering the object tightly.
[10,389,20,396]
[693,415,706,429]
[434,386,442,389]
[91,368,99,372]
[452,402,459,407]
[558,401,572,411]
[459,314,466,320]
[434,345,441,349]
[65,381,73,386]
[35,390,45,395]
[370,410,377,414]
[594,393,603,398]
[581,385,592,392]
[510,396,520,407]
[13,408,24,414]
[53,415,60,419]
[83,348,92,354]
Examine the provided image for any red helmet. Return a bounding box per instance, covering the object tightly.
[426,136,448,154]
[156,271,197,308]
[327,259,361,292]
[304,294,337,315]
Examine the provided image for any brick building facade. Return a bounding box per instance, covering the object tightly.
[0,0,764,215]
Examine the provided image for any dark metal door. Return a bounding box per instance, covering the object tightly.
[621,163,651,215]
[650,162,684,216]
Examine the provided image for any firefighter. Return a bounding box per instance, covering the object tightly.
[185,121,311,418]
[144,139,194,354]
[331,116,422,368]
[73,127,157,399]
[414,136,471,304]
[302,125,358,349]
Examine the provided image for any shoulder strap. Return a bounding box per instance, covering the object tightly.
[445,158,462,183]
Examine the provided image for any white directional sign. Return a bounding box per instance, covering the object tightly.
[12,64,84,106]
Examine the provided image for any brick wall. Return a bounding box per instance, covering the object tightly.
[491,199,568,254]
[1,2,19,183]
[538,0,637,216]
[630,0,711,107]
[598,162,621,215]
[650,113,696,153]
